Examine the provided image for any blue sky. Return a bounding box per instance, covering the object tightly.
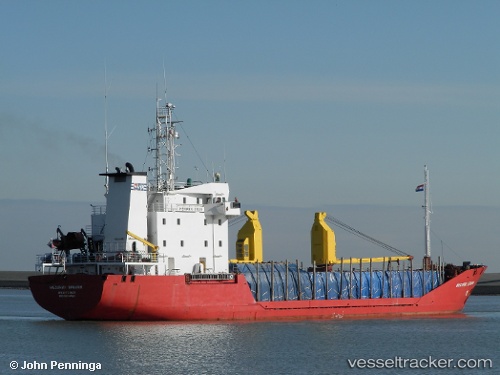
[1,1,499,270]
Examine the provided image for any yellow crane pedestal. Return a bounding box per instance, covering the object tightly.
[232,210,263,263]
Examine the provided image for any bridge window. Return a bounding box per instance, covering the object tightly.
[177,218,181,225]
[163,218,166,225]
[163,240,166,247]
[180,240,184,247]
[219,240,222,247]
[204,240,208,247]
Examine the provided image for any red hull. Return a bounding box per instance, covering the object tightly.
[29,266,486,321]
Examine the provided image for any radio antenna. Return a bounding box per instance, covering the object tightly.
[163,59,168,103]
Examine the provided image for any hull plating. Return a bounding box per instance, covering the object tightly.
[29,266,486,321]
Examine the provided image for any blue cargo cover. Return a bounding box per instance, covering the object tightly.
[231,263,440,302]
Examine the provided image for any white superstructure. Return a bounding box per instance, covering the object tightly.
[142,99,240,274]
[37,97,241,275]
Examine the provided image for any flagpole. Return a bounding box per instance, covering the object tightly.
[423,165,431,268]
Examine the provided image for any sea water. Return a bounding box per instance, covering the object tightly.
[0,289,497,375]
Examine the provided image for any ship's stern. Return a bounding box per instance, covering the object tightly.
[29,274,106,320]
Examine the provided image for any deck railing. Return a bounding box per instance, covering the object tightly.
[35,251,160,268]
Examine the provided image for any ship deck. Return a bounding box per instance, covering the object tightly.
[3,271,500,294]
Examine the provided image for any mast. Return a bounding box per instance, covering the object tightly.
[423,165,432,264]
[150,99,182,192]
[104,63,109,195]
[165,102,178,191]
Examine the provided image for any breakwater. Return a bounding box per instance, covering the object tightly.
[0,271,37,288]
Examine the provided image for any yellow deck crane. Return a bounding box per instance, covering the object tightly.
[311,212,413,266]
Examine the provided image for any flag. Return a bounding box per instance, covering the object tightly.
[415,184,424,192]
